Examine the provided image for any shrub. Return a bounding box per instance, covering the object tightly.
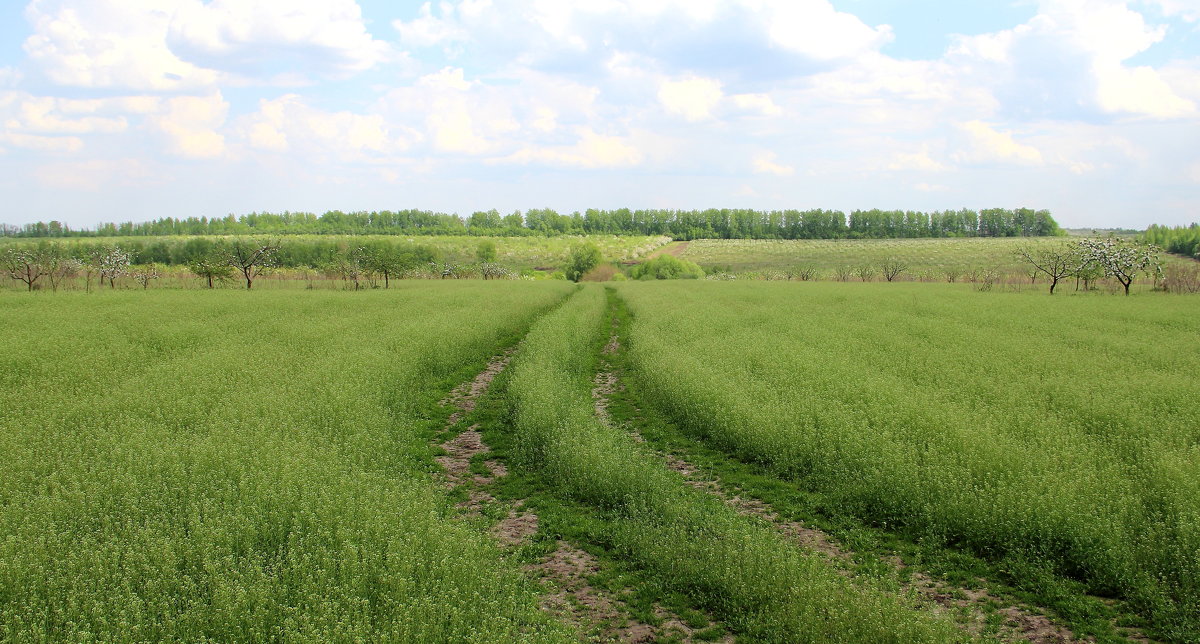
[630,255,704,280]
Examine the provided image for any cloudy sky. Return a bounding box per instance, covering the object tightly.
[1,0,1197,229]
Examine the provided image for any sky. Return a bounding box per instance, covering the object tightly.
[0,0,1198,230]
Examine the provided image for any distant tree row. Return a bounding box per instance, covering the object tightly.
[1142,223,1200,259]
[0,207,1062,240]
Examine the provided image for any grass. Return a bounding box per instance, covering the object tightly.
[1,234,670,272]
[616,280,1200,642]
[0,283,577,642]
[677,236,1197,278]
[502,284,972,642]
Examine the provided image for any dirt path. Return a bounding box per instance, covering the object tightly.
[593,332,1107,644]
[643,241,689,261]
[437,346,717,643]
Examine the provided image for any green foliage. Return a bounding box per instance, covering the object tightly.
[0,284,576,642]
[2,207,1063,240]
[1143,223,1200,259]
[617,281,1200,641]
[564,242,602,282]
[477,239,498,263]
[504,286,968,642]
[629,255,704,280]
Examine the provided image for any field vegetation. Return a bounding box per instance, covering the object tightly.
[2,233,1198,642]
[616,281,1200,641]
[0,284,576,641]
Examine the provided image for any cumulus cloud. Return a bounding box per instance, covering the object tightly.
[1,93,128,135]
[953,120,1044,165]
[948,0,1195,119]
[23,0,219,91]
[146,93,228,159]
[391,0,892,80]
[658,75,724,121]
[752,151,795,176]
[22,0,389,91]
[236,94,408,161]
[167,0,391,77]
[888,148,948,172]
[0,131,84,153]
[500,127,643,168]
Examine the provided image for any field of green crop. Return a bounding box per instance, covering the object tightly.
[616,281,1200,641]
[677,237,1195,278]
[3,271,1197,642]
[0,283,576,641]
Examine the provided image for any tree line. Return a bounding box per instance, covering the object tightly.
[1,207,1061,240]
[1142,223,1200,259]
[1,238,446,291]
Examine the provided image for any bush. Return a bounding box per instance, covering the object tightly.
[630,255,704,280]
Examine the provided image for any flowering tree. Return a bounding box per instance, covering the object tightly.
[2,247,47,291]
[1076,238,1161,296]
[88,245,130,290]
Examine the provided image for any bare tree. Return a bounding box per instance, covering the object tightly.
[792,264,819,281]
[226,238,279,290]
[47,256,81,292]
[1015,243,1082,294]
[879,257,907,282]
[854,264,877,282]
[2,247,47,291]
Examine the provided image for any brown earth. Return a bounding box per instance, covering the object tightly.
[437,347,719,642]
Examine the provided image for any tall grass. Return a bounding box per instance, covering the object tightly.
[617,281,1200,641]
[505,286,970,643]
[0,283,575,642]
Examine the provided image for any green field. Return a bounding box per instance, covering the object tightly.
[617,281,1199,641]
[675,237,1196,280]
[2,273,1197,641]
[0,284,575,641]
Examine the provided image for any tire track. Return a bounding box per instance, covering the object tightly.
[437,343,718,643]
[594,330,1109,644]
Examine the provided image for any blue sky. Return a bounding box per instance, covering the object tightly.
[1,0,1197,229]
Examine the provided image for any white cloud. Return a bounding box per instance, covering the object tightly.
[954,120,1044,165]
[0,68,21,88]
[948,0,1195,119]
[888,148,948,172]
[1,93,128,135]
[394,2,470,48]
[167,0,391,77]
[730,93,782,116]
[23,0,220,91]
[752,151,794,176]
[1149,0,1200,22]
[753,0,893,61]
[237,94,406,160]
[501,127,642,168]
[419,67,473,91]
[147,93,228,159]
[0,132,83,153]
[23,0,390,92]
[914,182,949,192]
[658,75,723,122]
